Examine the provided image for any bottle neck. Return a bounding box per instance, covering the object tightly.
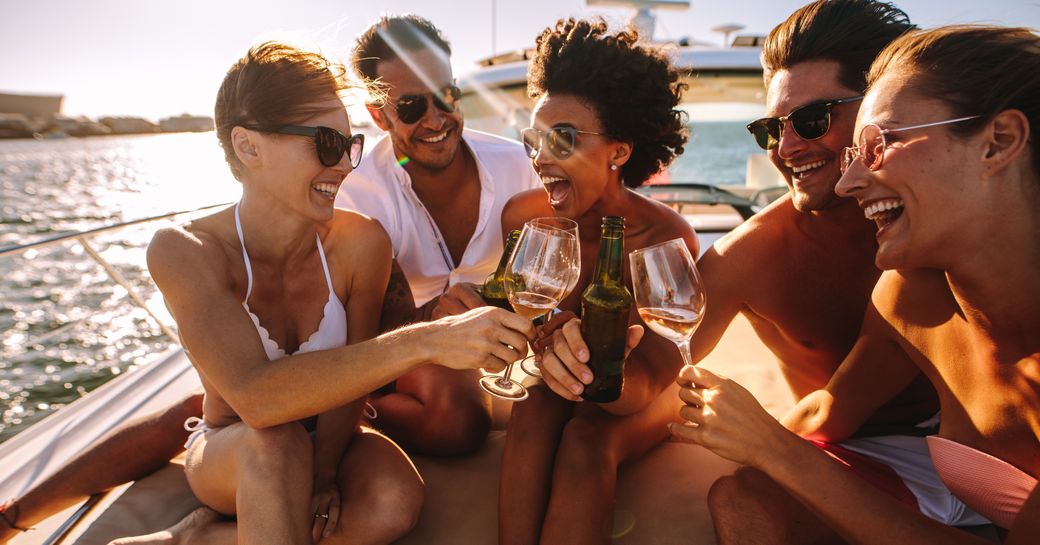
[593,225,625,285]
[495,231,521,275]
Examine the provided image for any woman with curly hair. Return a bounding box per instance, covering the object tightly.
[496,18,696,544]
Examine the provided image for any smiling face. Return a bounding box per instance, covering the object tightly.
[529,93,623,219]
[835,72,987,271]
[765,59,862,212]
[369,48,463,173]
[245,96,354,222]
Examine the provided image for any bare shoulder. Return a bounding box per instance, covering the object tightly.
[872,269,954,324]
[634,193,698,253]
[502,189,553,233]
[711,195,794,258]
[693,196,790,286]
[147,212,234,292]
[326,208,392,276]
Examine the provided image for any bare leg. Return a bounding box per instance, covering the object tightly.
[709,466,847,545]
[498,385,573,545]
[540,384,683,545]
[184,421,314,545]
[106,507,235,545]
[110,428,422,545]
[369,365,491,455]
[0,393,203,542]
[324,427,424,545]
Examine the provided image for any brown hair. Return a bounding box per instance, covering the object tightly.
[214,42,350,180]
[762,0,915,91]
[527,18,688,187]
[352,14,451,100]
[868,25,1040,174]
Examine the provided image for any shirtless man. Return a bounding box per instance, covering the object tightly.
[336,14,540,455]
[677,1,987,542]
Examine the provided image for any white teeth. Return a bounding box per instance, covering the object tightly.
[541,176,565,186]
[420,131,448,143]
[792,160,826,174]
[863,199,904,220]
[314,183,337,196]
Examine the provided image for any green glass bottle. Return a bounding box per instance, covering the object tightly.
[580,216,632,403]
[481,229,521,311]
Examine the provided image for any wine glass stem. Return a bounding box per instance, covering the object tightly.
[497,360,518,386]
[677,338,694,368]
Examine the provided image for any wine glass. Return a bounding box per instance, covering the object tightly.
[517,218,580,378]
[479,217,580,400]
[628,238,705,367]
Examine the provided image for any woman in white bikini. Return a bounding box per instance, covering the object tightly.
[134,42,533,545]
[673,25,1039,543]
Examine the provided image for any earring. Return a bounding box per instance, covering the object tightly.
[610,164,618,171]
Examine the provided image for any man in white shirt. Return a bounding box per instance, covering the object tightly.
[337,14,540,455]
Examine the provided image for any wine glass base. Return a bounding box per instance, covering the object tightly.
[519,355,542,378]
[479,375,529,401]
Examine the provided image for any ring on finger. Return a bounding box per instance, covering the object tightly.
[315,513,330,519]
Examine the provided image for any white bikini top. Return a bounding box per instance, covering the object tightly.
[234,203,348,360]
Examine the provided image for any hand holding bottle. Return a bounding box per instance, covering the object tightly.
[537,317,644,402]
[432,283,486,319]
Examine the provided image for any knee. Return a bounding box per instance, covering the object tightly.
[555,417,615,474]
[352,473,424,544]
[419,392,491,455]
[708,467,777,534]
[240,423,312,477]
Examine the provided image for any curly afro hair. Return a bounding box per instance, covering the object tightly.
[528,18,688,187]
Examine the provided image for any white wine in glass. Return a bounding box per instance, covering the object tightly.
[629,238,705,367]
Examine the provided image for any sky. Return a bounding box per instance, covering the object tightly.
[2,0,1038,121]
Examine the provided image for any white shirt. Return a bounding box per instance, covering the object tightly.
[337,129,541,306]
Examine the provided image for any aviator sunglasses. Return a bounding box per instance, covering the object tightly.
[840,115,982,174]
[390,84,462,124]
[746,96,863,150]
[242,125,365,168]
[521,126,606,160]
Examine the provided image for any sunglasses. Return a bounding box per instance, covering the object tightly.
[840,115,982,174]
[391,84,462,124]
[243,125,364,168]
[520,126,606,160]
[747,96,864,150]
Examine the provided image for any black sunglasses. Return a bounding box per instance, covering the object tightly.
[391,84,462,124]
[520,126,606,160]
[746,96,863,150]
[242,125,364,168]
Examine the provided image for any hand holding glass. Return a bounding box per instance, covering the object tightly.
[629,238,705,367]
[479,218,580,400]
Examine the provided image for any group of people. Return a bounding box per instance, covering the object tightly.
[1,1,1036,544]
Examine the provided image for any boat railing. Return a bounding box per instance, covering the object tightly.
[1,202,232,344]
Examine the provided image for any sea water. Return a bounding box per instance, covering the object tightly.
[0,132,240,442]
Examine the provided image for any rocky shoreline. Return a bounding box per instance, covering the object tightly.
[0,113,213,139]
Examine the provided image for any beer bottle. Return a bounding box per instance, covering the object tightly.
[580,216,631,403]
[481,229,521,311]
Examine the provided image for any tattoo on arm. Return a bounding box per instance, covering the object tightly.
[380,260,418,331]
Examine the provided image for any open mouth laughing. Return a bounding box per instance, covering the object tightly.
[313,182,339,200]
[864,198,904,230]
[418,130,449,144]
[542,176,572,208]
[791,159,826,179]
